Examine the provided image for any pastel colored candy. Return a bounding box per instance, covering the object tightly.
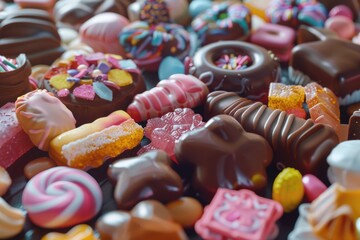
[0,197,25,239]
[158,56,185,81]
[0,166,11,196]
[325,15,355,39]
[302,174,327,202]
[165,197,203,228]
[23,157,56,179]
[41,224,98,240]
[195,189,283,240]
[250,23,295,62]
[49,110,143,169]
[329,5,354,19]
[0,102,34,168]
[127,74,209,122]
[22,166,102,229]
[15,89,76,151]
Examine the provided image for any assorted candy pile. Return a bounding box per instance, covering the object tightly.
[2,0,360,239]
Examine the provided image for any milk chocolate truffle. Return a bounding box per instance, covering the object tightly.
[175,114,273,202]
[0,9,64,65]
[0,53,31,107]
[54,0,133,30]
[108,150,183,209]
[205,91,339,180]
[187,41,280,103]
[290,38,360,106]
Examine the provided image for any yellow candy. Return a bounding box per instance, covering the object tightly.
[49,73,74,90]
[108,69,133,87]
[105,53,123,60]
[41,224,98,240]
[268,83,305,112]
[80,79,93,85]
[272,167,304,212]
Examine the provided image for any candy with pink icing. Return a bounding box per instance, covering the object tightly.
[0,197,25,239]
[195,188,283,240]
[22,166,102,228]
[15,90,76,151]
[0,102,34,168]
[250,23,295,62]
[325,15,355,40]
[329,5,353,20]
[302,174,327,202]
[127,74,209,122]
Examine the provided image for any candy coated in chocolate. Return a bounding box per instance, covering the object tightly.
[175,114,272,202]
[131,200,172,221]
[108,150,183,209]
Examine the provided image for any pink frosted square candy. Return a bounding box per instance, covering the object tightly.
[195,189,283,240]
[73,84,95,101]
[0,103,34,168]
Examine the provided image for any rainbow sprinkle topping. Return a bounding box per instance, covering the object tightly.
[215,53,252,70]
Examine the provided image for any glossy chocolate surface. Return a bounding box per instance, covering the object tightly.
[0,9,64,65]
[175,114,272,202]
[205,91,339,180]
[108,150,183,209]
[291,38,360,100]
[0,54,31,107]
[296,25,338,44]
[188,41,280,102]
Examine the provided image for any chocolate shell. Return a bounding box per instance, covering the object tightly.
[0,9,64,65]
[205,91,339,180]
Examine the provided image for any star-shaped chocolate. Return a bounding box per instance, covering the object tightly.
[108,150,183,209]
[175,115,273,202]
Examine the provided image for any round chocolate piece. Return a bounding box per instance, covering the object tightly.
[188,41,280,102]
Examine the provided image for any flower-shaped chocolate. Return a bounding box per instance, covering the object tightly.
[175,115,273,202]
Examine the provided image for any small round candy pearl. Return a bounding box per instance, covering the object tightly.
[92,69,102,78]
[77,64,88,71]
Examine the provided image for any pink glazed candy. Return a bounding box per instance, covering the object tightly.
[22,166,102,228]
[325,16,355,40]
[0,102,33,168]
[302,174,327,202]
[127,74,209,122]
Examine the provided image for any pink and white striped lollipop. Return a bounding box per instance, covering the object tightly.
[22,166,102,229]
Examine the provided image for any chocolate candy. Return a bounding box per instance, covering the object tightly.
[205,91,339,179]
[175,114,272,202]
[290,38,360,106]
[108,150,183,209]
[187,41,280,103]
[296,25,338,44]
[348,109,360,140]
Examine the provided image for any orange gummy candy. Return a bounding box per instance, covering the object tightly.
[41,224,98,240]
[268,82,305,117]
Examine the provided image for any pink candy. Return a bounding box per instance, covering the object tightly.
[302,174,327,202]
[127,74,209,122]
[325,16,355,40]
[0,102,33,168]
[329,5,353,20]
[138,108,205,162]
[195,189,283,240]
[22,166,102,228]
[73,84,95,100]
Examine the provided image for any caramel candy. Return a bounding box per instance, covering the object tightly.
[23,157,56,179]
[165,197,203,228]
[175,114,272,202]
[0,166,11,196]
[205,91,339,179]
[131,200,172,221]
[348,110,360,140]
[108,150,183,209]
[0,197,25,239]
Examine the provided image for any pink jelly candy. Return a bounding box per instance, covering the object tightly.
[302,174,327,202]
[138,108,205,163]
[73,84,95,101]
[0,103,34,168]
[195,188,283,240]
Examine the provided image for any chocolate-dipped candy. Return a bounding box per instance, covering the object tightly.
[0,54,31,107]
[290,38,360,106]
[96,201,188,240]
[349,110,360,140]
[108,150,183,209]
[296,25,338,44]
[187,41,280,103]
[205,91,339,179]
[0,9,64,65]
[175,114,272,202]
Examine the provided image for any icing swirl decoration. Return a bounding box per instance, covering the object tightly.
[22,166,103,228]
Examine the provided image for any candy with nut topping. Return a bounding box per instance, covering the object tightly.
[49,110,143,169]
[195,188,283,240]
[127,74,209,122]
[22,166,102,229]
[108,150,183,209]
[175,114,272,202]
[205,91,339,179]
[0,102,34,168]
[0,197,25,239]
[15,89,76,151]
